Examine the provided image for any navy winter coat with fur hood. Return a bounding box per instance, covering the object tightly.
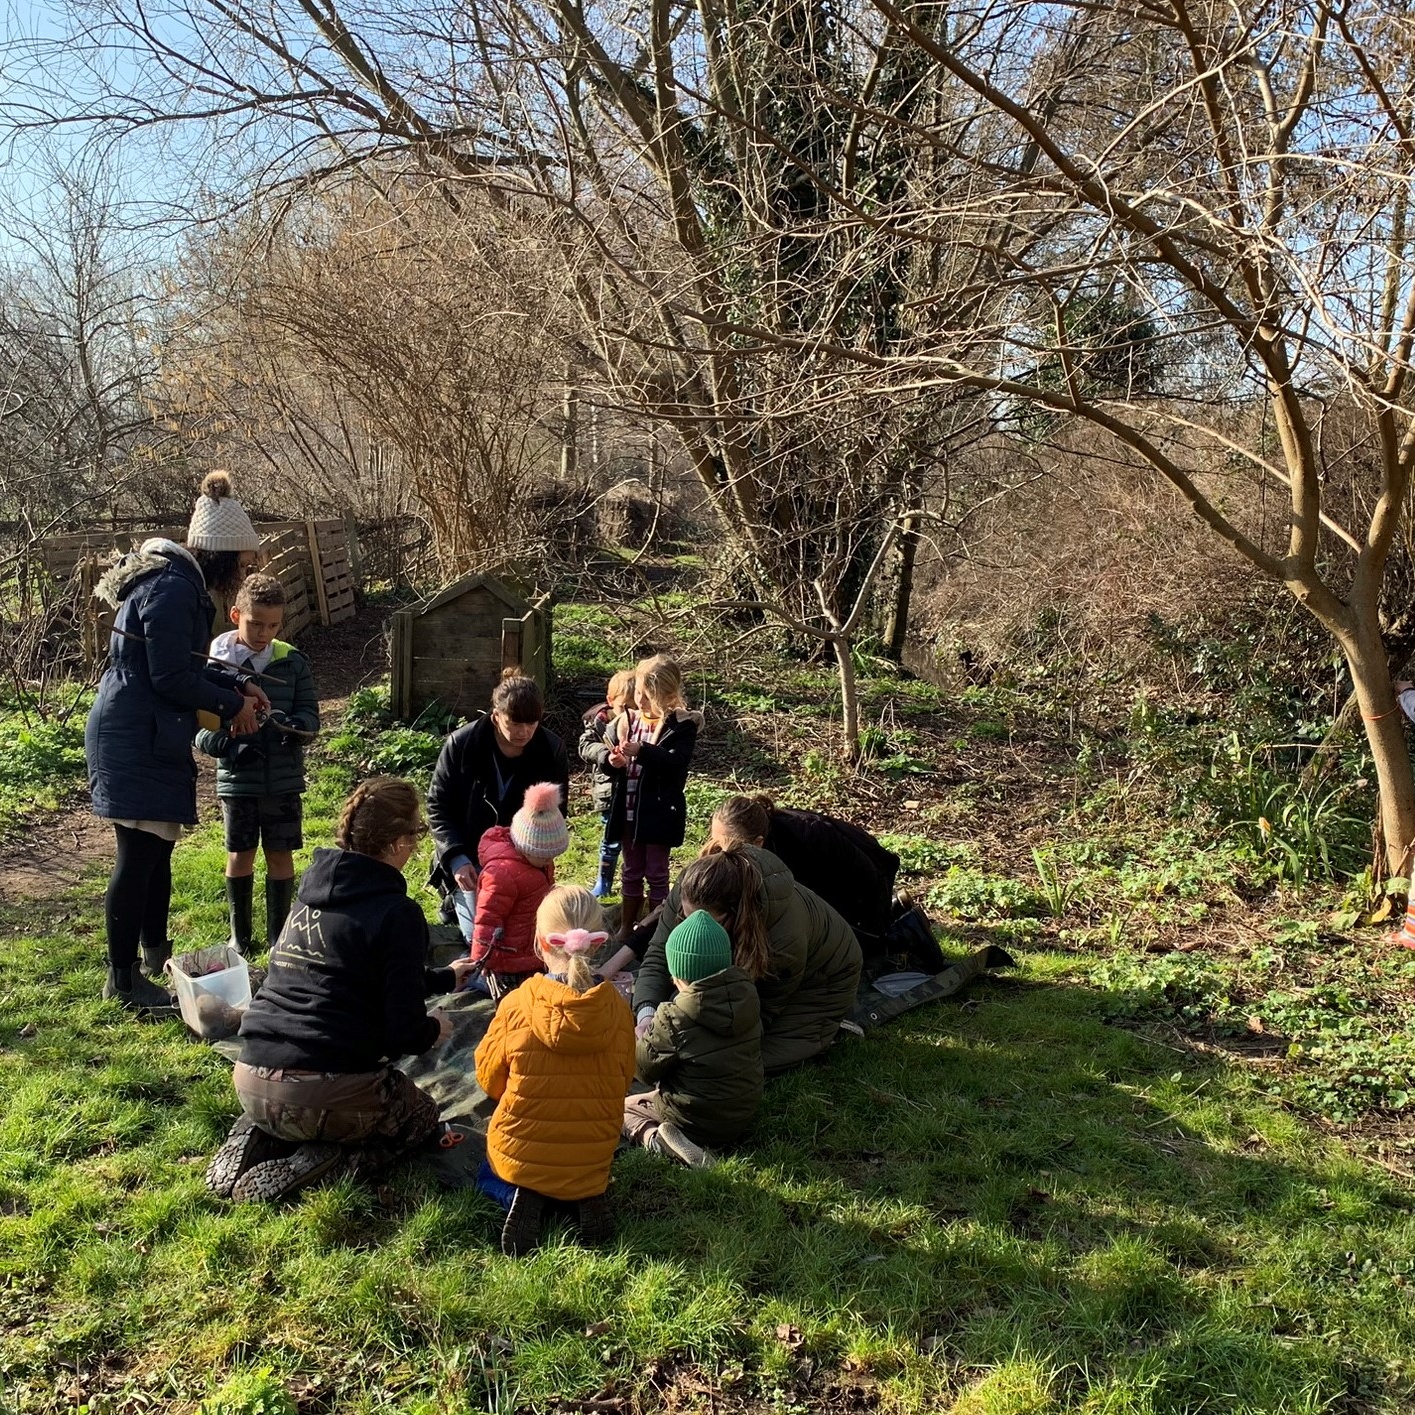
[84,540,246,824]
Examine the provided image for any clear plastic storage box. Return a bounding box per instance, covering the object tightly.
[166,944,251,1040]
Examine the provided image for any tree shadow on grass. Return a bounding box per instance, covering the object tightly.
[5,910,1413,1414]
[595,975,1415,1413]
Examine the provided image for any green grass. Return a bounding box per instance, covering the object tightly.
[4,892,1415,1412]
[6,656,1415,1411]
[0,695,90,838]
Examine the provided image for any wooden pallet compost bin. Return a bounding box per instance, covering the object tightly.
[42,518,359,664]
[390,573,551,724]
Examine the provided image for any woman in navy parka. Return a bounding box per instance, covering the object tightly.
[85,473,267,1009]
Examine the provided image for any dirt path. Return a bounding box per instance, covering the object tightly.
[0,605,391,904]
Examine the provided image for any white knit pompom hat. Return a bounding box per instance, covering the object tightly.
[187,471,260,552]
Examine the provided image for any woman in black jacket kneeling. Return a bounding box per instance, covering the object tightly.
[708,793,944,970]
[206,777,474,1203]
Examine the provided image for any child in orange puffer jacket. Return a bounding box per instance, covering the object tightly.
[469,782,568,999]
[474,886,636,1255]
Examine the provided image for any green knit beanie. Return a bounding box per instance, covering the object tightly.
[665,910,732,984]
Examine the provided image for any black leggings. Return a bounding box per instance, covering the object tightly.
[104,824,176,968]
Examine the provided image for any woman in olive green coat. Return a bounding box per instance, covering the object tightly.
[632,845,862,1075]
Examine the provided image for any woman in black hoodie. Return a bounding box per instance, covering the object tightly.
[207,777,474,1203]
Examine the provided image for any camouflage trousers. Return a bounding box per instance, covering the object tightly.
[233,1062,439,1178]
[621,1089,662,1146]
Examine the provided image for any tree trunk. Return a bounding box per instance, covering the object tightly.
[561,381,578,480]
[1304,633,1415,785]
[1345,606,1415,876]
[882,513,919,661]
[831,633,861,761]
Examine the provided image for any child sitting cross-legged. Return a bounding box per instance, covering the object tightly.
[622,910,763,1168]
[469,782,569,999]
[474,886,636,1255]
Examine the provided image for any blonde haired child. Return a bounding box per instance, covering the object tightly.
[579,669,636,899]
[473,886,636,1255]
[606,655,702,942]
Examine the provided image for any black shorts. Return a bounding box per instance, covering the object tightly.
[221,793,304,853]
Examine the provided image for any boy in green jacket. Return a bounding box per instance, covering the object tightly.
[195,574,320,954]
[622,911,763,1167]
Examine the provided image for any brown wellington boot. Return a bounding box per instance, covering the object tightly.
[617,896,644,944]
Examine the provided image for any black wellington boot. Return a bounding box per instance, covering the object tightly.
[265,876,296,952]
[226,874,256,957]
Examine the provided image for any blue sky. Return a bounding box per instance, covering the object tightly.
[0,0,280,266]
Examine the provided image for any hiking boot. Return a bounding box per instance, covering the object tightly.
[887,905,945,973]
[230,1142,344,1202]
[575,1192,615,1246]
[616,897,644,944]
[651,1122,715,1169]
[205,1115,298,1199]
[102,965,176,1016]
[226,874,256,957]
[500,1187,547,1256]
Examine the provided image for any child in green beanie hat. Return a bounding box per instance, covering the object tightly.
[622,910,763,1166]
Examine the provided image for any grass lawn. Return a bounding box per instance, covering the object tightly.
[3,647,1415,1413]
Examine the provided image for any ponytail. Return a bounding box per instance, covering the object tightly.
[711,793,774,848]
[492,669,544,724]
[336,776,422,858]
[536,886,609,994]
[679,848,771,981]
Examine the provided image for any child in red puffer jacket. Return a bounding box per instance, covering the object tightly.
[470,782,570,999]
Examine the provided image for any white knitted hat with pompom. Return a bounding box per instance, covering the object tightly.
[187,471,260,552]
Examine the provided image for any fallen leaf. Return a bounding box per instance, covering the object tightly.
[1247,1015,1265,1033]
[584,1320,612,1337]
[775,1323,804,1350]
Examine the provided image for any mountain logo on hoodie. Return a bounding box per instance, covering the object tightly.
[275,902,329,971]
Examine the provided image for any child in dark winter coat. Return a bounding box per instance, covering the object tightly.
[470,782,571,997]
[606,655,702,941]
[195,574,320,955]
[579,669,636,898]
[623,910,762,1167]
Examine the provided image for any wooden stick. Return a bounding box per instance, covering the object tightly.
[106,625,284,685]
